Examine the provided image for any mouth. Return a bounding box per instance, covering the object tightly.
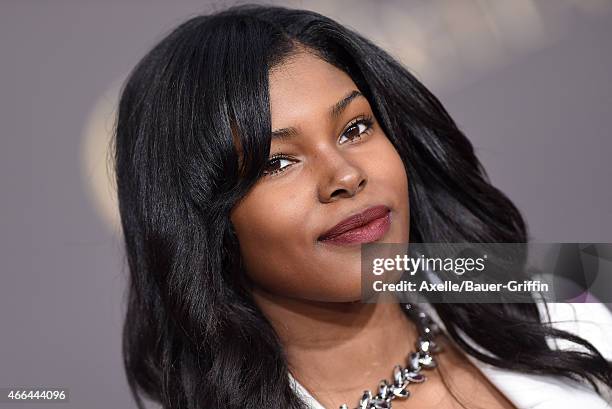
[318,204,392,246]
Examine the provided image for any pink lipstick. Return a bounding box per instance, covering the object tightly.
[318,205,391,245]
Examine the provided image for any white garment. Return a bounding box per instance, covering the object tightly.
[288,302,612,409]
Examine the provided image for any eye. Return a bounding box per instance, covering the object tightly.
[262,154,295,177]
[338,115,374,145]
[261,115,375,178]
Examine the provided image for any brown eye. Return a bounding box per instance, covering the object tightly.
[263,155,294,176]
[339,116,374,145]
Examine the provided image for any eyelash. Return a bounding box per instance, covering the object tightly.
[263,114,375,177]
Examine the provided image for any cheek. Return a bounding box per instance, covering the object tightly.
[378,134,407,180]
[230,185,363,302]
[230,187,319,296]
[369,137,410,241]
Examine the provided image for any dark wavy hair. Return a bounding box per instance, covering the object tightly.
[112,4,612,408]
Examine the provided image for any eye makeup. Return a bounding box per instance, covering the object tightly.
[262,114,375,177]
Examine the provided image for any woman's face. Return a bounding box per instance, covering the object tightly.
[230,51,409,302]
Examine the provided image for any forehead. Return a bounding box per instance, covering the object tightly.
[268,52,358,128]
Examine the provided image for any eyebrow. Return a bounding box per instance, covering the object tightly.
[270,90,364,141]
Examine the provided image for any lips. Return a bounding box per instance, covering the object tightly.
[318,204,391,242]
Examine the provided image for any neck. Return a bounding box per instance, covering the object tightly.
[251,287,420,407]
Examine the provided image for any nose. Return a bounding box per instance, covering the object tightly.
[317,150,368,203]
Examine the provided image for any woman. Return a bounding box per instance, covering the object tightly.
[113,4,612,409]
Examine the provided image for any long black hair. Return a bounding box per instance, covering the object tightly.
[112,4,612,408]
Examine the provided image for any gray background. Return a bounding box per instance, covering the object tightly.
[1,1,611,408]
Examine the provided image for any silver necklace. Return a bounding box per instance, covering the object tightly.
[339,303,442,409]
